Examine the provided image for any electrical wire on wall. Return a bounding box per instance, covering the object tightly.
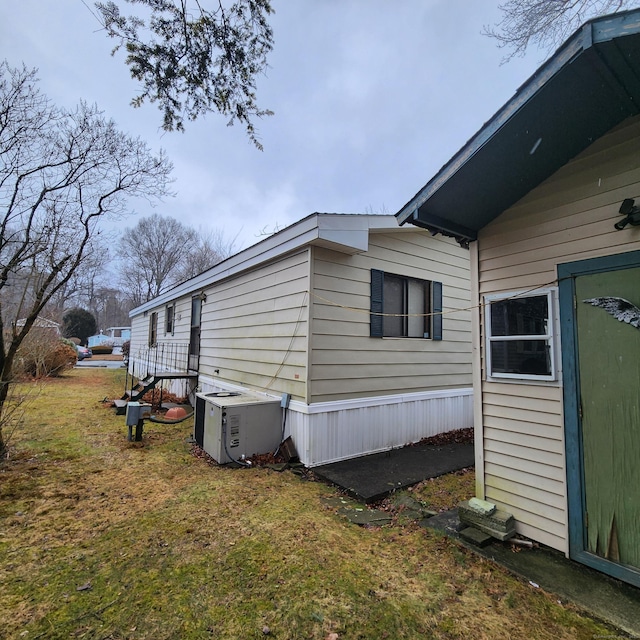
[264,290,308,392]
[310,276,568,322]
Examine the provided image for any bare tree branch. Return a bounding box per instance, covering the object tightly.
[94,0,274,148]
[483,0,638,61]
[117,213,233,305]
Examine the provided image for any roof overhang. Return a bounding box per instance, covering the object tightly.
[396,9,640,246]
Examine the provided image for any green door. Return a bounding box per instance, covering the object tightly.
[575,267,640,570]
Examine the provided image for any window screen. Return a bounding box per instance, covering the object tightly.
[486,292,555,380]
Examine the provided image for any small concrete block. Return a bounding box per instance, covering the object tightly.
[468,497,496,516]
[460,526,494,547]
[458,500,516,541]
[479,525,516,542]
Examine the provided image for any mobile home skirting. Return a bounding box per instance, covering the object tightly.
[197,374,472,467]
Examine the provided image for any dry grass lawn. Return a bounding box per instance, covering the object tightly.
[0,368,616,639]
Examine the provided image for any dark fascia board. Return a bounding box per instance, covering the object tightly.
[396,9,640,242]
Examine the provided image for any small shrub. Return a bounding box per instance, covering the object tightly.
[91,344,114,355]
[15,335,77,379]
[46,342,78,377]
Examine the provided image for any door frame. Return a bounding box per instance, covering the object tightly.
[558,249,640,587]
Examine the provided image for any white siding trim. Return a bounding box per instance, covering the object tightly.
[290,387,472,414]
[287,388,473,467]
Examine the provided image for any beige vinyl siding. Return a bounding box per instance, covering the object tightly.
[197,249,310,401]
[477,114,640,552]
[309,230,472,403]
[482,382,566,549]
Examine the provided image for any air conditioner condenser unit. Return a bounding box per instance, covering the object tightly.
[194,391,282,464]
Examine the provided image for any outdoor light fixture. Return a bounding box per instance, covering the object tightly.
[614,198,640,230]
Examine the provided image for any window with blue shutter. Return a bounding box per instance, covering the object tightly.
[370,269,384,337]
[432,281,443,341]
[370,269,442,339]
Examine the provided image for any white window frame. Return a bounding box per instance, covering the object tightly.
[149,311,158,347]
[484,288,558,382]
[165,303,175,336]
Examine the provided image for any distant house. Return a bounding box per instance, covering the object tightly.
[88,327,131,353]
[14,317,60,337]
[16,317,60,332]
[397,10,640,587]
[128,213,473,467]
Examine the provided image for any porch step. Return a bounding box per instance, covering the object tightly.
[120,377,160,403]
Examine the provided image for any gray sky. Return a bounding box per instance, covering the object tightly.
[1,1,543,252]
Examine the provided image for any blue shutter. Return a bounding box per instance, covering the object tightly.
[370,269,384,337]
[432,281,443,341]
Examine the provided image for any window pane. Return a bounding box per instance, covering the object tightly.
[166,306,174,333]
[383,274,404,337]
[490,340,551,375]
[191,297,201,328]
[407,279,426,338]
[490,295,549,336]
[149,312,158,346]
